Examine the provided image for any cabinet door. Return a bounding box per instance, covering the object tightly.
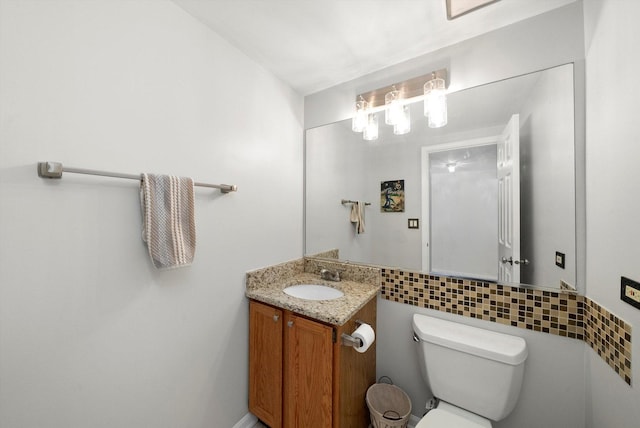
[284,312,333,428]
[249,301,283,428]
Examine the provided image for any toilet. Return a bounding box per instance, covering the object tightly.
[412,314,528,427]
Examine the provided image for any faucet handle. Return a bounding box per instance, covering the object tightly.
[319,267,341,281]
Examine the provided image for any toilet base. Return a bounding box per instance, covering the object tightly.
[415,401,492,428]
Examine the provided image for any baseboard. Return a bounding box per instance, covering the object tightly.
[232,412,257,428]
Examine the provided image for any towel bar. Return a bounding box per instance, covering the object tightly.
[37,161,237,193]
[341,199,371,206]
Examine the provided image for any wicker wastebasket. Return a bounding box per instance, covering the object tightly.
[365,381,412,428]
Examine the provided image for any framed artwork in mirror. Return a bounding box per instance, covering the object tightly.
[381,180,405,212]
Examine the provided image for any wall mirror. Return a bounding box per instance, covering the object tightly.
[305,63,577,291]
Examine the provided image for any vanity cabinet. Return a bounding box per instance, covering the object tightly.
[283,310,334,427]
[249,298,376,428]
[249,301,284,427]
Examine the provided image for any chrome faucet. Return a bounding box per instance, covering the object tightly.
[320,268,341,282]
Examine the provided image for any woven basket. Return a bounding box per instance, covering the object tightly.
[366,382,412,428]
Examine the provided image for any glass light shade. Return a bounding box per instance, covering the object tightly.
[363,113,378,141]
[352,99,369,132]
[424,78,448,128]
[393,105,411,135]
[385,89,403,125]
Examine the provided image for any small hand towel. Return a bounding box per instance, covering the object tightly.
[350,201,366,234]
[140,173,196,269]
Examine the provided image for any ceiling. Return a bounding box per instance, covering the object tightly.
[172,0,576,96]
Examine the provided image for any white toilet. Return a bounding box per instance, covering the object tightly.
[412,314,528,428]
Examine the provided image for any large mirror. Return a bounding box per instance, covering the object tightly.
[305,64,577,291]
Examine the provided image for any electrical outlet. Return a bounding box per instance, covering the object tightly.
[621,276,640,310]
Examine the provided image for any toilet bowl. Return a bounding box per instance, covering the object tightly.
[412,314,528,428]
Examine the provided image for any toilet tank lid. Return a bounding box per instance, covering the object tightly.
[412,314,528,365]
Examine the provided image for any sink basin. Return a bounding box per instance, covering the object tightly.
[283,284,344,301]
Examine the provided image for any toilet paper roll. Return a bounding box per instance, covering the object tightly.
[352,323,375,353]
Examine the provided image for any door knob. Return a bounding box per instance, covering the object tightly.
[287,320,294,328]
[273,314,279,322]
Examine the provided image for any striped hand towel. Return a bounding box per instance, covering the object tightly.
[140,173,196,269]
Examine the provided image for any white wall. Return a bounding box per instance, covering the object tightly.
[519,64,576,289]
[363,136,424,270]
[0,1,303,427]
[583,0,640,426]
[305,121,372,262]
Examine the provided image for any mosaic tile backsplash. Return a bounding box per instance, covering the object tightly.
[380,268,632,385]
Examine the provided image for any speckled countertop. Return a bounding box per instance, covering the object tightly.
[245,258,381,326]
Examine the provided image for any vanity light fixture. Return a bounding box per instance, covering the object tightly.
[351,68,448,139]
[446,162,457,173]
[424,73,448,128]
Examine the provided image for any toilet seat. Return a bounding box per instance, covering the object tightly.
[415,402,492,428]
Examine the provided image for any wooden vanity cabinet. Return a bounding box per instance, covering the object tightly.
[249,301,283,427]
[283,311,334,427]
[249,299,376,428]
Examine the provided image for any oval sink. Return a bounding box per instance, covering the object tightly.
[283,284,344,301]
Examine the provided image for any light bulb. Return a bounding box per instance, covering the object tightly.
[393,105,411,135]
[424,77,447,128]
[363,113,378,141]
[385,89,403,125]
[352,99,369,132]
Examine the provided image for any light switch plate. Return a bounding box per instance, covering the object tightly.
[408,218,419,229]
[621,276,640,310]
[555,251,565,269]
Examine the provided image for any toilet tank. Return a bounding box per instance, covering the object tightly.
[412,314,527,421]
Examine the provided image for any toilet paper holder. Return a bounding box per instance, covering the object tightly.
[341,319,365,348]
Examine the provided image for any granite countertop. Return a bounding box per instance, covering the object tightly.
[245,272,380,326]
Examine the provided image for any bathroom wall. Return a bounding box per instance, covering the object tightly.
[519,64,576,288]
[0,1,303,427]
[305,121,372,262]
[305,3,588,428]
[583,0,640,426]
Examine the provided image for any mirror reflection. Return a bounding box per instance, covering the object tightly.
[305,64,576,290]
